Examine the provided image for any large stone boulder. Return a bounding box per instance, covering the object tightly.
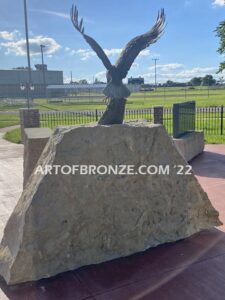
[0,124,221,285]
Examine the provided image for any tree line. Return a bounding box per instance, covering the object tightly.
[163,75,218,87]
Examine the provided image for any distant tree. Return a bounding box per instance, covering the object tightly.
[94,78,103,84]
[79,79,88,84]
[93,77,106,84]
[201,75,216,86]
[165,80,186,87]
[189,77,202,86]
[166,80,174,87]
[215,20,225,73]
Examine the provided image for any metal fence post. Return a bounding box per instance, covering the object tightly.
[95,109,98,122]
[221,105,224,136]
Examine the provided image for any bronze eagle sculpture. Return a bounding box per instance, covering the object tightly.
[70,5,166,125]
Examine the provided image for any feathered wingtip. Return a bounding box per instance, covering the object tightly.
[148,8,166,44]
[70,4,85,34]
[157,8,166,22]
[156,8,166,31]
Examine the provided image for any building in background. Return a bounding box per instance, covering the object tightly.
[46,82,142,101]
[127,77,144,93]
[47,83,106,100]
[128,77,144,85]
[34,64,48,71]
[0,67,63,99]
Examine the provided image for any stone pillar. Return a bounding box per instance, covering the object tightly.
[20,108,40,143]
[23,128,52,188]
[153,106,163,125]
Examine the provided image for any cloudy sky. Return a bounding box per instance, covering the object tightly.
[0,0,225,83]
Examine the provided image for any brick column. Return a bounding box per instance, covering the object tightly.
[20,109,40,143]
[153,106,163,125]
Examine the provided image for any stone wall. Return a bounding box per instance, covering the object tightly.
[173,131,204,162]
[23,128,52,187]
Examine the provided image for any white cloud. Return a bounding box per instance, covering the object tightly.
[141,66,218,83]
[31,9,94,24]
[139,49,151,57]
[0,30,20,41]
[77,49,96,60]
[172,67,217,81]
[94,71,106,82]
[104,48,122,56]
[68,48,123,60]
[31,9,70,19]
[1,33,61,57]
[212,0,225,6]
[148,63,184,72]
[68,47,156,61]
[131,62,139,70]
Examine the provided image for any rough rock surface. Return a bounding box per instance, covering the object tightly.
[0,124,221,285]
[173,131,204,162]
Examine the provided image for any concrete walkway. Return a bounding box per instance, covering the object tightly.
[0,142,225,300]
[0,126,23,242]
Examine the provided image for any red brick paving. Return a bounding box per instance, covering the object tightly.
[0,144,225,300]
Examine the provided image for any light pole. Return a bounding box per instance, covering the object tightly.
[23,0,32,108]
[152,58,159,90]
[208,77,210,98]
[40,44,46,97]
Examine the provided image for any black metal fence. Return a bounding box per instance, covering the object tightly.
[40,105,224,136]
[196,106,224,136]
[40,108,154,128]
[40,110,100,128]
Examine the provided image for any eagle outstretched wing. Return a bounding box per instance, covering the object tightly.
[70,5,113,71]
[115,9,166,79]
[70,5,165,80]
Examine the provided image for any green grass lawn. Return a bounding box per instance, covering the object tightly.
[0,114,19,128]
[4,128,21,144]
[204,135,225,144]
[0,103,28,111]
[0,86,225,112]
[34,92,225,111]
[4,126,224,145]
[1,86,225,144]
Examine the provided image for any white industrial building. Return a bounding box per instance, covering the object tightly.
[46,83,141,99]
[0,69,63,99]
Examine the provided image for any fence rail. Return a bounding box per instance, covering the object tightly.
[40,106,224,136]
